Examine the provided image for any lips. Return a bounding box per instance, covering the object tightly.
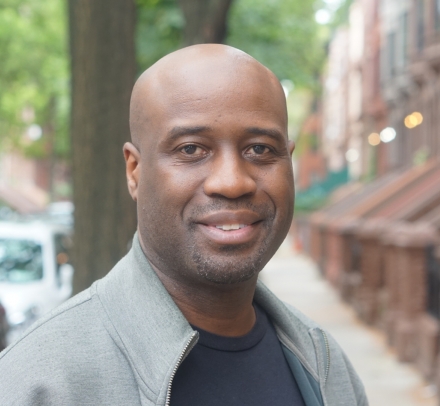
[195,211,263,245]
[215,224,247,231]
[197,210,261,226]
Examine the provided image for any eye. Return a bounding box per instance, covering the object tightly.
[245,145,271,156]
[182,145,198,155]
[244,144,278,162]
[179,144,207,158]
[252,145,267,155]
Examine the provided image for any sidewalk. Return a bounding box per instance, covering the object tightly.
[260,239,437,406]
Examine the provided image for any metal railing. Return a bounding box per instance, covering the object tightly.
[427,245,440,319]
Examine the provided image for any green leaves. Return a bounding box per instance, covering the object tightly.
[0,0,69,158]
[135,0,325,88]
[136,0,184,73]
[1,0,328,159]
[227,0,324,88]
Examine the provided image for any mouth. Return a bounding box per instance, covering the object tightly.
[195,211,263,245]
[214,224,248,231]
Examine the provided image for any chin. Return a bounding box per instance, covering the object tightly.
[191,249,267,285]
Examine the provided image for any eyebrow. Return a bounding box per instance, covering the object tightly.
[245,127,286,141]
[166,125,285,142]
[167,126,212,141]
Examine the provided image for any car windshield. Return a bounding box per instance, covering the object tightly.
[0,239,43,283]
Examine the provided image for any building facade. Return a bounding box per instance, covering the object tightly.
[313,0,440,387]
[380,0,440,172]
[322,0,386,181]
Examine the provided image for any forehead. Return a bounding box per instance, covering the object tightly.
[138,59,287,142]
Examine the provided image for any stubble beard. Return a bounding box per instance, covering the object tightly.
[186,200,277,285]
[190,242,269,285]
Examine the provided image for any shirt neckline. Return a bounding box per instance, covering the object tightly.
[190,304,268,352]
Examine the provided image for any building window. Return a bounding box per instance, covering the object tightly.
[380,45,387,84]
[436,0,440,31]
[399,12,409,67]
[388,32,396,77]
[417,0,425,51]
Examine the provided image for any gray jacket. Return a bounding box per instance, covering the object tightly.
[0,235,368,405]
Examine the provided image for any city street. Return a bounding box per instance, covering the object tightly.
[260,237,437,406]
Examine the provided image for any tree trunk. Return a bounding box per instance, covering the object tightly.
[69,0,137,294]
[178,0,234,45]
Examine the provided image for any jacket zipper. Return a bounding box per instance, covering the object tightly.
[320,329,331,386]
[165,332,198,406]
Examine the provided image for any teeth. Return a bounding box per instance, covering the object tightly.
[215,224,247,231]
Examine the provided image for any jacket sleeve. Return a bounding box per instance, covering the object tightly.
[341,349,369,406]
[325,330,369,406]
[0,343,65,406]
[281,301,368,405]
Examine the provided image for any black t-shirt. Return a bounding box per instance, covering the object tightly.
[170,304,306,405]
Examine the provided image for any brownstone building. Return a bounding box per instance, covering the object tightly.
[311,0,440,391]
[381,0,440,172]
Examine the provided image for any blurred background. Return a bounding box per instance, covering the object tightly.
[1,0,440,404]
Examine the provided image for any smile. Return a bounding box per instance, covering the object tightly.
[193,210,264,245]
[215,224,248,231]
[198,223,259,245]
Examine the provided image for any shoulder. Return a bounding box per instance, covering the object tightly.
[320,330,369,405]
[282,301,320,330]
[0,284,135,405]
[257,286,368,405]
[284,304,368,405]
[1,287,96,360]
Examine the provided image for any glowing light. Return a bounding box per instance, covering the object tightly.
[315,9,332,25]
[27,124,42,141]
[412,112,423,124]
[368,133,381,146]
[405,115,417,128]
[380,127,396,143]
[346,148,359,163]
[404,112,423,129]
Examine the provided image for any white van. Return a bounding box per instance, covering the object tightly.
[0,221,74,345]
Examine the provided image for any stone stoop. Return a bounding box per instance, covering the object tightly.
[395,317,419,363]
[416,314,440,381]
[353,286,380,325]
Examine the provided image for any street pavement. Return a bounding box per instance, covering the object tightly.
[260,237,437,406]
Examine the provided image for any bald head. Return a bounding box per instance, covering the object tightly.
[123,44,295,289]
[129,44,287,148]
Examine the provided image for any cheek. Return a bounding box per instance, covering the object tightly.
[138,163,202,223]
[260,163,294,209]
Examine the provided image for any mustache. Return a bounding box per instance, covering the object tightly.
[187,198,275,221]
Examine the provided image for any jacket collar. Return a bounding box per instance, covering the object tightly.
[96,233,319,403]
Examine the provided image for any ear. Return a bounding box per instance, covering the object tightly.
[123,142,141,202]
[288,140,296,155]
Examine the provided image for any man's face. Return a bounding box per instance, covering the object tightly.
[127,60,295,286]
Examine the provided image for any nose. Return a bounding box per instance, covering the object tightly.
[203,151,257,199]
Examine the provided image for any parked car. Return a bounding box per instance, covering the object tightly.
[0,300,8,351]
[0,221,74,345]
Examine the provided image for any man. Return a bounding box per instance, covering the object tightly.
[0,45,367,405]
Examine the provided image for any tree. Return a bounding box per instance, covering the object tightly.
[136,0,184,71]
[227,0,323,88]
[136,0,324,87]
[135,0,233,70]
[0,0,69,160]
[69,0,137,293]
[178,0,233,45]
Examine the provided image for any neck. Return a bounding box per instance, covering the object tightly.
[152,266,258,337]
